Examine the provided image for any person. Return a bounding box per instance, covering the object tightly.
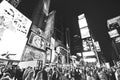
[22,66,32,80]
[25,69,35,80]
[48,68,53,80]
[15,66,24,80]
[35,71,43,80]
[1,72,13,80]
[42,67,48,80]
[0,15,5,40]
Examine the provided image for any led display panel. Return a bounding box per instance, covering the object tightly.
[80,27,90,39]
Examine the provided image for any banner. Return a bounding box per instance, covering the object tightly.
[0,0,32,61]
[114,36,120,43]
[108,29,119,38]
[44,10,56,40]
[82,51,95,57]
[0,0,32,38]
[82,51,97,63]
[94,41,101,52]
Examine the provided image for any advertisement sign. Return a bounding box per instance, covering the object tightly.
[0,0,32,38]
[46,41,50,48]
[0,29,27,60]
[21,45,45,62]
[82,51,95,57]
[114,36,120,43]
[18,60,38,69]
[105,62,110,69]
[80,27,90,39]
[44,11,56,40]
[108,29,119,38]
[83,58,97,63]
[94,41,101,52]
[107,16,120,29]
[46,48,52,63]
[50,37,55,49]
[82,38,94,51]
[28,32,46,50]
[78,14,88,28]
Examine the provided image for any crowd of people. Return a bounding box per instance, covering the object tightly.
[0,62,120,80]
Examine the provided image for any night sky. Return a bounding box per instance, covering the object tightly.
[1,0,120,63]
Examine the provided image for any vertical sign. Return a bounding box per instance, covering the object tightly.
[44,11,56,40]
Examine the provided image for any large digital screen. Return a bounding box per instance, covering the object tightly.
[80,27,90,39]
[82,37,94,51]
[114,36,120,43]
[82,51,95,57]
[78,18,88,28]
[78,14,88,28]
[21,45,45,63]
[0,29,27,60]
[93,41,101,52]
[28,32,46,50]
[83,58,97,62]
[0,0,32,38]
[108,29,119,38]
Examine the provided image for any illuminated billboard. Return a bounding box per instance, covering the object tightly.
[108,29,119,38]
[82,38,93,51]
[21,45,46,62]
[78,14,88,28]
[82,51,95,57]
[94,41,101,51]
[0,29,27,60]
[114,36,120,43]
[80,27,90,39]
[0,0,32,38]
[28,32,46,50]
[83,58,97,62]
[107,16,120,29]
[44,11,56,40]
